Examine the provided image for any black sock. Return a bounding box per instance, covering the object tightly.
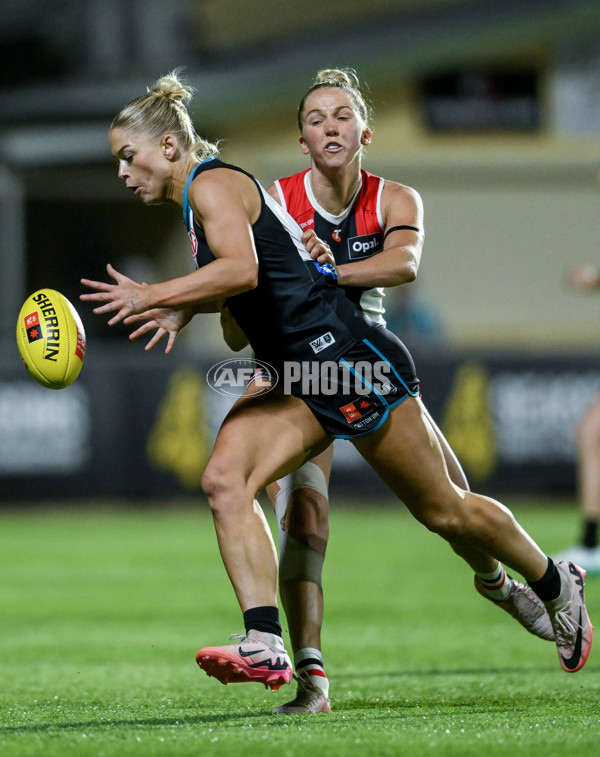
[243,606,282,637]
[528,557,562,602]
[582,519,598,549]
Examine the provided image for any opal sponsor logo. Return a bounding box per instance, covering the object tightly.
[347,233,381,260]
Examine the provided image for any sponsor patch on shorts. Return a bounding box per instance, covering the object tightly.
[339,397,382,431]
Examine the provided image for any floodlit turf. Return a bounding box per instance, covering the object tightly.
[1,499,598,756]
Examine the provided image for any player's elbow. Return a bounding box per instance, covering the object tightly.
[232,264,259,294]
[403,262,418,284]
[245,268,259,291]
[394,260,417,286]
[391,248,420,286]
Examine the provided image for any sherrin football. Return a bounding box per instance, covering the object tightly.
[16,289,87,390]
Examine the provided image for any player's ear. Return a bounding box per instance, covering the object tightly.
[361,128,372,146]
[299,136,311,155]
[161,134,178,160]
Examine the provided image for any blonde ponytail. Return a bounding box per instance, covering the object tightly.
[110,69,219,162]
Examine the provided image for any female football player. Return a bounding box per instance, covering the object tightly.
[219,68,564,714]
[81,71,593,705]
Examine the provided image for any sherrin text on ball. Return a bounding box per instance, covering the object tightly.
[16,289,87,390]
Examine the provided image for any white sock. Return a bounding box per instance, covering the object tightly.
[294,647,329,697]
[476,564,512,601]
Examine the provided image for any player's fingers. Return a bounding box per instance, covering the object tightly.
[318,247,336,263]
[128,321,156,341]
[301,228,317,245]
[144,328,167,352]
[80,279,113,293]
[304,237,318,254]
[107,305,132,326]
[309,243,330,260]
[164,331,178,355]
[82,293,119,307]
[91,303,122,317]
[91,297,127,314]
[123,302,164,328]
[123,310,156,325]
[106,263,123,281]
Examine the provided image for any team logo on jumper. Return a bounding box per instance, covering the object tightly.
[24,311,43,343]
[188,228,198,259]
[309,332,336,354]
[347,233,381,260]
[206,358,278,397]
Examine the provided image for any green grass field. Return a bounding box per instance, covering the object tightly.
[1,499,599,757]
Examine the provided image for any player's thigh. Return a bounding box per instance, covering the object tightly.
[209,389,331,495]
[266,443,334,504]
[422,405,469,490]
[352,396,460,516]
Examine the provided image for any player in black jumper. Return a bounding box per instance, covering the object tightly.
[81,71,593,701]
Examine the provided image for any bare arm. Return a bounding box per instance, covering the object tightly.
[335,182,424,288]
[80,170,260,326]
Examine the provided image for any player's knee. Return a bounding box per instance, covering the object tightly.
[285,490,329,544]
[275,462,330,538]
[422,494,513,548]
[415,493,477,542]
[420,508,464,541]
[279,490,329,580]
[275,463,330,584]
[201,457,245,513]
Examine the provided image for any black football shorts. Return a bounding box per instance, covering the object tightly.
[287,326,420,439]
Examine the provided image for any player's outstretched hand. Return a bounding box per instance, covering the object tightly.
[80,263,150,326]
[302,229,337,268]
[124,306,193,354]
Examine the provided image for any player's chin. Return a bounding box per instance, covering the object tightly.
[135,187,159,205]
[144,194,165,206]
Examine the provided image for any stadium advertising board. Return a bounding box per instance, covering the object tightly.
[0,351,597,501]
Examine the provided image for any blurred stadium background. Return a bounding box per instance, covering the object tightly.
[2,0,600,503]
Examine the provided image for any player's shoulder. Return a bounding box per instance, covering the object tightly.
[188,161,254,206]
[379,176,420,197]
[380,178,423,209]
[360,170,419,200]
